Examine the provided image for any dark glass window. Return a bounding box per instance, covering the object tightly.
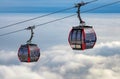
[76,30,82,44]
[30,45,40,62]
[84,28,96,48]
[18,45,28,62]
[71,30,77,41]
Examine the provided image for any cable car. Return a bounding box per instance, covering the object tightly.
[18,44,40,62]
[68,26,97,50]
[18,26,40,62]
[68,1,97,50]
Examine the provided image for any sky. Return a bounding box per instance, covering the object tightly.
[0,0,120,79]
[0,0,120,13]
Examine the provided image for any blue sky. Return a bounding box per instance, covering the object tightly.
[0,0,120,13]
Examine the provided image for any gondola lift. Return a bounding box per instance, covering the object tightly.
[68,1,97,50]
[18,26,40,62]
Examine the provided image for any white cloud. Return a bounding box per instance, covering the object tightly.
[86,55,120,79]
[32,41,120,79]
[0,65,45,79]
[89,41,120,56]
[0,50,19,65]
[87,69,120,79]
[0,41,120,79]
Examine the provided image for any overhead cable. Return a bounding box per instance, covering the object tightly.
[0,0,98,30]
[0,6,75,30]
[0,14,76,37]
[0,28,25,37]
[82,0,120,13]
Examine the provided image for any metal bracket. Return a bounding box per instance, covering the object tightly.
[75,2,85,25]
[75,0,97,25]
[26,26,35,44]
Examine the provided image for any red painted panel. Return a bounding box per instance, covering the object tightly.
[27,45,31,62]
[81,29,86,50]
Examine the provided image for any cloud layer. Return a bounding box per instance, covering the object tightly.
[0,41,120,79]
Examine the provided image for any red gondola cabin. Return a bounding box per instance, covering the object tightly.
[18,44,40,62]
[68,26,97,50]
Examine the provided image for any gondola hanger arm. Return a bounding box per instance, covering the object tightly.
[25,26,35,44]
[75,0,98,25]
